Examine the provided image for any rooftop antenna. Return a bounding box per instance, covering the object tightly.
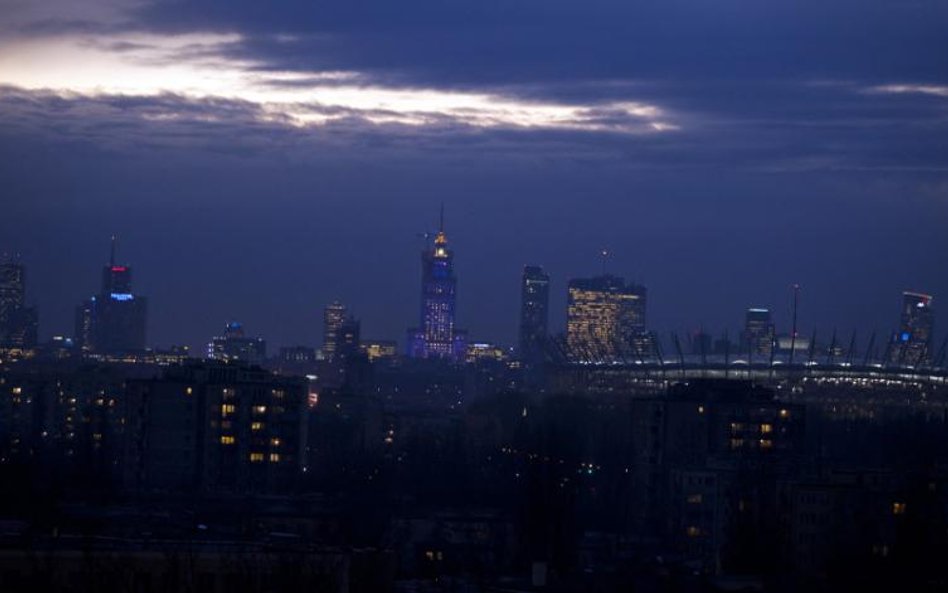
[439,202,444,233]
[599,249,609,276]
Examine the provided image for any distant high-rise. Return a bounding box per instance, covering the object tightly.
[407,207,466,361]
[74,238,147,354]
[0,258,38,351]
[519,265,550,363]
[334,315,362,360]
[891,291,934,365]
[743,308,775,357]
[323,301,347,358]
[566,274,646,362]
[207,321,267,364]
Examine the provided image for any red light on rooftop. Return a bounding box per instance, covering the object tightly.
[111,266,127,272]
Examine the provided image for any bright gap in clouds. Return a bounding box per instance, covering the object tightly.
[0,32,677,133]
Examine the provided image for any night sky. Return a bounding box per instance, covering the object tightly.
[1,0,946,352]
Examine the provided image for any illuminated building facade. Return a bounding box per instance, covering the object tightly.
[566,275,646,362]
[207,321,267,364]
[0,259,38,352]
[743,308,775,357]
[361,340,398,361]
[323,301,347,359]
[407,210,466,361]
[890,291,934,365]
[74,240,148,354]
[519,265,550,364]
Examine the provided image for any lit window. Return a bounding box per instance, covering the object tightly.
[185,387,193,396]
[249,452,264,462]
[251,422,264,431]
[893,502,907,515]
[221,404,236,416]
[270,437,281,447]
[760,423,773,434]
[730,438,744,449]
[759,439,773,449]
[697,405,705,414]
[779,408,790,419]
[269,453,281,462]
[222,388,235,399]
[221,435,235,445]
[253,405,267,415]
[12,387,22,395]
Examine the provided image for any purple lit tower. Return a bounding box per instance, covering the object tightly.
[407,207,466,361]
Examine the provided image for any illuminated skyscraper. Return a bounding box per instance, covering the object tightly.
[0,258,38,351]
[519,265,550,363]
[743,308,775,357]
[323,301,347,358]
[74,238,147,353]
[407,207,466,361]
[566,275,646,362]
[890,291,934,365]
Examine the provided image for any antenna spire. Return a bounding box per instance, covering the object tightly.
[110,235,117,267]
[439,202,444,233]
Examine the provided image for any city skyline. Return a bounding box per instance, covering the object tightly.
[1,236,940,359]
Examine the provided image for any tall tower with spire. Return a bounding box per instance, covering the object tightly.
[75,236,148,353]
[407,206,466,361]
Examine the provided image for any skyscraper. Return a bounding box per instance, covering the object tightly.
[519,265,550,363]
[890,291,934,365]
[566,274,647,362]
[743,308,775,357]
[323,301,347,359]
[0,258,38,351]
[407,207,466,361]
[74,239,147,354]
[207,321,267,364]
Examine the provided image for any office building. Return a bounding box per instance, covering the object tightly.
[743,307,775,357]
[890,291,934,365]
[0,258,38,351]
[322,301,347,359]
[74,239,147,354]
[566,274,646,362]
[407,208,466,361]
[361,340,398,362]
[207,321,267,364]
[519,265,550,364]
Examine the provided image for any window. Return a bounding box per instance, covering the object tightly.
[779,408,790,419]
[249,452,264,462]
[272,389,285,400]
[251,422,264,431]
[686,526,701,538]
[270,437,281,447]
[253,405,267,415]
[269,453,281,463]
[185,387,193,396]
[893,502,907,515]
[221,435,235,445]
[760,423,773,434]
[221,404,236,417]
[759,439,773,450]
